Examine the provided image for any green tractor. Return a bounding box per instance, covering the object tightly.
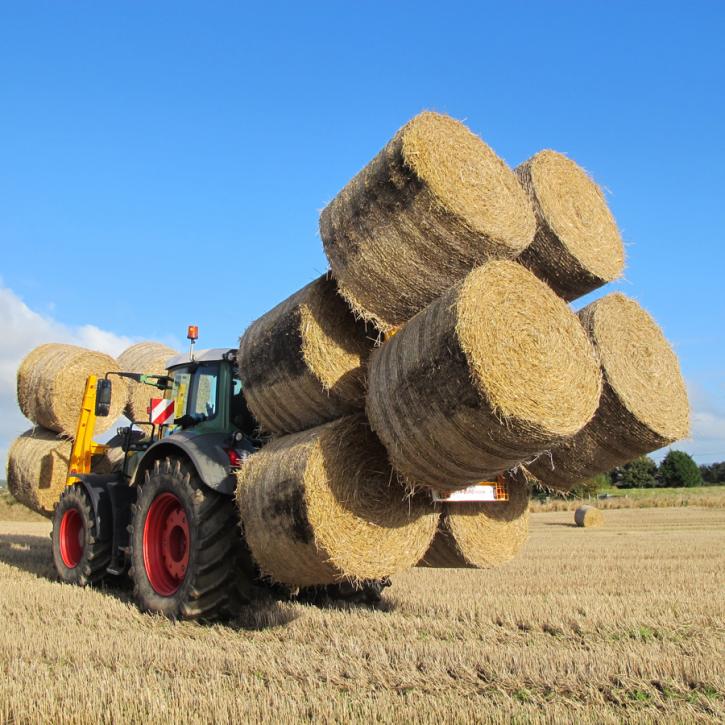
[52,334,385,620]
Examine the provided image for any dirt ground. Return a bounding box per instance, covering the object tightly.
[0,506,722,723]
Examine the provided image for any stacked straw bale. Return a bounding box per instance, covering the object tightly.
[575,505,603,528]
[366,260,602,489]
[515,150,625,301]
[419,470,530,568]
[6,429,72,517]
[238,275,373,435]
[118,342,177,422]
[320,111,536,330]
[236,414,438,587]
[17,344,127,436]
[528,294,689,490]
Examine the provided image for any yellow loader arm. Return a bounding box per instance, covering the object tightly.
[67,375,108,485]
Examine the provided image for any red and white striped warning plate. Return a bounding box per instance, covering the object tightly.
[149,398,175,425]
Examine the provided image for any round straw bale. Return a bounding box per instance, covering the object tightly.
[574,505,603,528]
[238,275,373,435]
[528,294,690,490]
[6,428,72,518]
[17,343,128,436]
[515,150,624,301]
[117,342,177,422]
[419,470,530,568]
[366,260,602,489]
[236,414,438,587]
[320,111,536,330]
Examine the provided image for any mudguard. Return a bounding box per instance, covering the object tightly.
[136,432,236,495]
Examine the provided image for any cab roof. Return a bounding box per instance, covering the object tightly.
[166,348,236,369]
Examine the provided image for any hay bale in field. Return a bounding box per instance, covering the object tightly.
[117,342,177,422]
[17,343,127,436]
[419,470,530,568]
[6,428,72,517]
[515,150,625,301]
[528,293,690,490]
[366,260,602,489]
[319,111,536,330]
[236,414,438,587]
[238,275,373,435]
[574,505,603,528]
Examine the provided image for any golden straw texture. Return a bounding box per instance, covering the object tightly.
[118,342,177,422]
[236,414,438,587]
[6,428,72,518]
[515,150,624,301]
[366,261,602,488]
[575,505,604,528]
[528,294,690,490]
[419,470,530,568]
[320,111,536,330]
[17,344,127,436]
[238,275,373,435]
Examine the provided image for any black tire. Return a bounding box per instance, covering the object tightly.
[51,484,111,586]
[128,457,246,620]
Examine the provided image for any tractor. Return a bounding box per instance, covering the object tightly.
[51,326,504,619]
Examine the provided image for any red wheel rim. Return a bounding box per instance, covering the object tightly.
[143,492,190,596]
[59,508,84,568]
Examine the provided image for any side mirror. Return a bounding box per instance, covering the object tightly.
[96,379,112,417]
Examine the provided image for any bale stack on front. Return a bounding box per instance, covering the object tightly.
[231,110,689,589]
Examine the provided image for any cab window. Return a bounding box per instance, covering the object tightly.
[192,367,218,419]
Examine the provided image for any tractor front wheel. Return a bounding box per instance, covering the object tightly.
[128,457,244,620]
[52,485,111,586]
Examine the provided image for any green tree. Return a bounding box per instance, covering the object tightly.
[613,456,658,488]
[658,450,703,487]
[569,472,611,498]
[700,461,725,484]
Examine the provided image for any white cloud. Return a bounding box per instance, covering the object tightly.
[0,285,134,473]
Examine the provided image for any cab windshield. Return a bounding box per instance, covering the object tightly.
[167,363,219,423]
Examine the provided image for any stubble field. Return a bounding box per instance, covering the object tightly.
[0,503,722,723]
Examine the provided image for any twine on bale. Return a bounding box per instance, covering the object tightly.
[17,343,127,436]
[528,293,690,490]
[575,505,603,528]
[238,275,373,435]
[6,428,72,518]
[419,470,530,568]
[236,414,438,587]
[320,111,536,330]
[515,150,625,301]
[118,342,177,422]
[366,260,602,489]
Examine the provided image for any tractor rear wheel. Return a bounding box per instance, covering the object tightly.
[128,457,244,620]
[52,484,111,586]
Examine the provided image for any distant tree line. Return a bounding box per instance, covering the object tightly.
[534,450,724,499]
[611,450,723,489]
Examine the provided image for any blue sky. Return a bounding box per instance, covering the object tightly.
[0,1,723,463]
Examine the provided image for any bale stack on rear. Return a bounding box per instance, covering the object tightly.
[320,111,536,331]
[419,470,531,569]
[528,293,690,490]
[366,260,602,489]
[238,275,373,435]
[515,150,625,300]
[6,429,72,517]
[236,414,438,587]
[118,341,177,422]
[17,343,127,436]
